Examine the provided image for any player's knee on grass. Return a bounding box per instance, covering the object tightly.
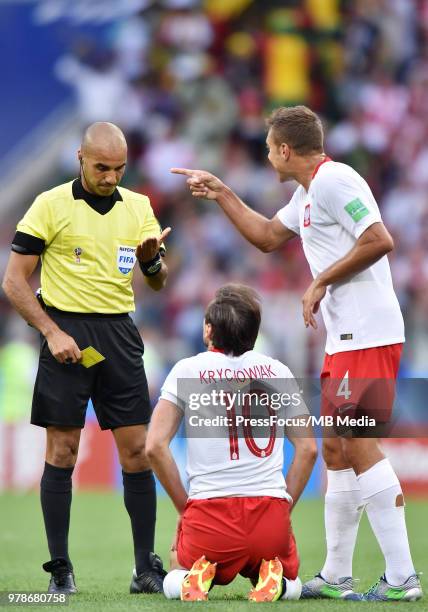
[163,569,189,599]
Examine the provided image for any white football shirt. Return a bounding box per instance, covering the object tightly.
[277,159,404,355]
[160,349,306,501]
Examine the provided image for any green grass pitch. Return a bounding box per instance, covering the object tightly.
[0,493,426,610]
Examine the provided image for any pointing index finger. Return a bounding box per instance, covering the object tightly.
[160,227,172,242]
[170,168,195,176]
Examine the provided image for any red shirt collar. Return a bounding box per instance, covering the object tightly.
[209,347,225,354]
[312,156,332,179]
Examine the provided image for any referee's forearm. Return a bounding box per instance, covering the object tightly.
[144,261,168,291]
[2,276,58,337]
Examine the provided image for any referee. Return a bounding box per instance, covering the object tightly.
[2,122,170,595]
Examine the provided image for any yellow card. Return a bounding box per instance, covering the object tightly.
[80,346,105,368]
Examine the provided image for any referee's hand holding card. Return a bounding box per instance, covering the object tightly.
[46,327,82,365]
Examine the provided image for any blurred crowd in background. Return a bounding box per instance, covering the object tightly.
[1,0,428,421]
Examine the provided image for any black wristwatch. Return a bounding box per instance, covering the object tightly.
[139,252,162,276]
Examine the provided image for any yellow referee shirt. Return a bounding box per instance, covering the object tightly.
[16,181,162,313]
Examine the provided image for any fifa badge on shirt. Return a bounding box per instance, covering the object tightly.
[117,245,137,275]
[74,247,83,263]
[344,197,370,222]
[304,204,311,227]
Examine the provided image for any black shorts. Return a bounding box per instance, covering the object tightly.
[31,309,151,430]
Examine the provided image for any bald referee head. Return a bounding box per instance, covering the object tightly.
[78,122,127,197]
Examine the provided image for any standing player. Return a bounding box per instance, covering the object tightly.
[2,122,169,594]
[146,284,317,602]
[171,106,422,602]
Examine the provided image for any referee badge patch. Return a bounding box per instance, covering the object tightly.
[117,245,137,275]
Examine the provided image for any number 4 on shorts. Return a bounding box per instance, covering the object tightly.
[337,371,352,400]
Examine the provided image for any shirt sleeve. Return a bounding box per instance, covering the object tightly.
[276,190,300,235]
[16,194,55,245]
[159,360,187,411]
[318,169,382,239]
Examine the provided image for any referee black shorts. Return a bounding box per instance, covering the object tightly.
[31,308,151,430]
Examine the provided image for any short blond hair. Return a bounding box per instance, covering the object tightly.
[266,105,324,155]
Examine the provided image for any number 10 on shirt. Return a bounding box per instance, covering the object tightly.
[226,392,276,461]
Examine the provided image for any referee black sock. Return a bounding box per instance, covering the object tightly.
[122,469,156,575]
[40,462,74,565]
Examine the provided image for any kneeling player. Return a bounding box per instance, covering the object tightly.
[146,284,317,601]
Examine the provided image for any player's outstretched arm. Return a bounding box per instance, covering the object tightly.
[2,252,81,363]
[146,399,187,514]
[171,168,296,252]
[284,418,318,508]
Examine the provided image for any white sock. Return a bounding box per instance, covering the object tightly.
[358,458,415,586]
[163,569,188,599]
[281,576,302,600]
[321,468,364,583]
